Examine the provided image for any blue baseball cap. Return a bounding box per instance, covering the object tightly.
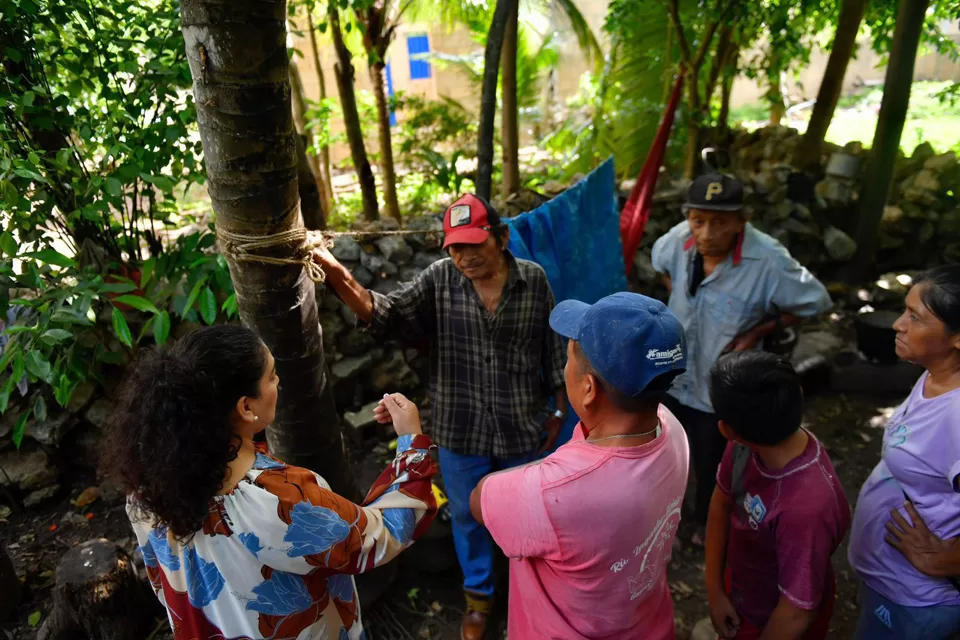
[549,292,686,396]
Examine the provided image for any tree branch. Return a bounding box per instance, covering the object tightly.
[691,0,734,72]
[667,0,692,65]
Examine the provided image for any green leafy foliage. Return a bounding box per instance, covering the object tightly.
[0,0,205,263]
[0,227,237,446]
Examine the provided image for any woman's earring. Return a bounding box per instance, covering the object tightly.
[254,416,259,421]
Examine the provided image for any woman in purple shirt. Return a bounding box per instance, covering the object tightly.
[849,265,960,639]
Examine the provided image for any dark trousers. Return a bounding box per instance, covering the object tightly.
[663,395,727,527]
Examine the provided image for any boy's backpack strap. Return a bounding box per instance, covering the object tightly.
[730,442,750,519]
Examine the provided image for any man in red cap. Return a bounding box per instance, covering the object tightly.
[313,193,567,638]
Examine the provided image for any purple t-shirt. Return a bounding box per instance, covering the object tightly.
[716,432,851,628]
[849,373,960,607]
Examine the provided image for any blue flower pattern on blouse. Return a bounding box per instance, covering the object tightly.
[380,508,415,545]
[247,570,313,616]
[239,532,263,556]
[327,573,354,603]
[148,527,181,571]
[284,502,351,557]
[183,547,226,608]
[254,452,286,470]
[139,543,158,569]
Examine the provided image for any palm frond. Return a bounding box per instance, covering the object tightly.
[551,0,676,179]
[406,0,491,33]
[549,0,603,75]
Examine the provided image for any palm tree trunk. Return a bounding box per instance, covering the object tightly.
[795,0,869,171]
[289,60,327,229]
[476,0,517,202]
[851,0,930,282]
[179,0,357,499]
[330,5,379,221]
[306,10,335,206]
[500,0,521,199]
[369,63,401,221]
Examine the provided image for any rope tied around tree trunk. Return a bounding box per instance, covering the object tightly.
[217,226,446,284]
[217,227,332,284]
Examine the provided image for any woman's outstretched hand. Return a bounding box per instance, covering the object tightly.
[374,393,422,437]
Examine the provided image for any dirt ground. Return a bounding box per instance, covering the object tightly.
[1,389,900,640]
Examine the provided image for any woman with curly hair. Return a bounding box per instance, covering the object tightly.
[102,324,437,640]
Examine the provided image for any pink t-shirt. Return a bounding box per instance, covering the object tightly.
[481,405,690,639]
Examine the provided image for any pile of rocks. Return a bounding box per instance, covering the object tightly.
[0,383,112,507]
[631,126,960,290]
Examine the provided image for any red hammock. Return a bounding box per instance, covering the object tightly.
[620,74,685,276]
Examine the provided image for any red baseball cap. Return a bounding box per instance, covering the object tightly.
[442,194,499,249]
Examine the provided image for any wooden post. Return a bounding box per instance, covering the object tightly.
[37,539,161,640]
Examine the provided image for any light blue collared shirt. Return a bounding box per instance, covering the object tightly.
[652,222,832,413]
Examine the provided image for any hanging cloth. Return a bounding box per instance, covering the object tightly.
[619,74,685,275]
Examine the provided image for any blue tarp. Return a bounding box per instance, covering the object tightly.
[503,157,627,452]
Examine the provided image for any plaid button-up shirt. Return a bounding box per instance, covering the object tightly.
[366,253,566,458]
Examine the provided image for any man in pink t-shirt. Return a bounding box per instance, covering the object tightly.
[470,292,691,639]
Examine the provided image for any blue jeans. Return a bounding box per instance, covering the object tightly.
[855,582,960,640]
[437,447,537,597]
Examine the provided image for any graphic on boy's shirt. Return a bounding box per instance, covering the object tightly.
[742,492,767,530]
[624,496,683,601]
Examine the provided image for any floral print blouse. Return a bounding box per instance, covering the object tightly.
[127,434,438,639]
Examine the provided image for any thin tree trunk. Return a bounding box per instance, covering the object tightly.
[795,0,869,170]
[306,10,335,199]
[684,78,703,179]
[768,81,785,125]
[500,0,521,199]
[290,60,327,229]
[330,5,380,221]
[851,0,930,282]
[704,23,733,107]
[718,53,736,137]
[668,0,729,178]
[369,63,401,221]
[476,0,517,202]
[179,0,358,498]
[296,133,325,230]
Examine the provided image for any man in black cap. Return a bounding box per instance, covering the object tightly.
[651,173,831,546]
